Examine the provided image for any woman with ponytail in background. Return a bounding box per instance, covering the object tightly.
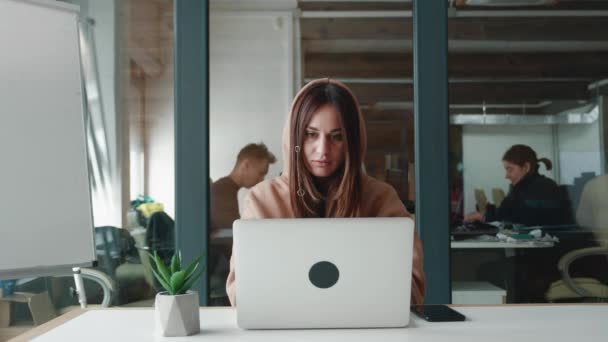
[465,144,572,226]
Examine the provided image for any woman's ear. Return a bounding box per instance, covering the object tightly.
[523,162,531,174]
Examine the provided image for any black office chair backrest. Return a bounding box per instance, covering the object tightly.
[94,226,135,276]
[145,212,175,265]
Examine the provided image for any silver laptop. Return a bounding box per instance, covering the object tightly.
[233,217,414,329]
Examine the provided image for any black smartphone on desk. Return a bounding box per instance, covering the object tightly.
[411,305,466,322]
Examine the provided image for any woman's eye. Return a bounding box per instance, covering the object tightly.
[306,131,317,138]
[331,134,343,141]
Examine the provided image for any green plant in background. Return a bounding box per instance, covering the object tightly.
[148,251,205,295]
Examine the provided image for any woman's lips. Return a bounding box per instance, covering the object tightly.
[312,160,331,167]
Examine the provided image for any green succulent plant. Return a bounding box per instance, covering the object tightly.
[148,251,205,295]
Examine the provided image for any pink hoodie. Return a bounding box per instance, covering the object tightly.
[226,78,426,306]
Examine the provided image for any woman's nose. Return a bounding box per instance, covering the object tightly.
[317,136,329,154]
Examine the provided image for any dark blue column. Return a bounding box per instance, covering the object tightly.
[412,0,451,304]
[174,0,209,306]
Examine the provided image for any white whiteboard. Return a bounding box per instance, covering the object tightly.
[0,0,95,278]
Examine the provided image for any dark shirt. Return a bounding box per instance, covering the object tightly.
[485,171,573,226]
[210,176,241,234]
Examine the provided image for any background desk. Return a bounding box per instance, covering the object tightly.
[19,305,608,341]
[210,229,233,246]
[216,231,556,249]
[216,230,556,249]
[451,239,555,303]
[451,240,554,249]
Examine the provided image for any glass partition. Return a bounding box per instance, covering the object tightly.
[448,2,608,304]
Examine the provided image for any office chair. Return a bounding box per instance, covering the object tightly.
[95,226,152,305]
[545,230,608,302]
[128,228,155,289]
[146,212,175,266]
[117,211,180,300]
[546,176,608,302]
[55,268,115,308]
[94,226,124,277]
[1,269,115,327]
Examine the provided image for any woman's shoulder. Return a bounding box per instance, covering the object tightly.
[242,175,292,219]
[530,173,559,189]
[246,177,289,205]
[518,173,561,199]
[361,174,397,197]
[249,175,289,195]
[360,175,408,217]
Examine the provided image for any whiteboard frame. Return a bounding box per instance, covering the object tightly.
[0,0,97,280]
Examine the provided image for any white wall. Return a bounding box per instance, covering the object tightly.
[146,51,175,218]
[557,120,602,185]
[209,12,294,182]
[462,125,556,214]
[128,81,145,200]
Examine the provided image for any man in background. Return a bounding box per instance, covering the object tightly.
[209,143,276,305]
[210,142,277,234]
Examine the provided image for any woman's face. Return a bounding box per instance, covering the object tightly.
[303,104,346,178]
[503,160,530,186]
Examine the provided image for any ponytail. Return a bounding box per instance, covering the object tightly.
[537,157,552,171]
[503,144,552,174]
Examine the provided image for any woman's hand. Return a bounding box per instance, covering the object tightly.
[464,211,484,222]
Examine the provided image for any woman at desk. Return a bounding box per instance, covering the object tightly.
[465,144,571,226]
[463,145,577,303]
[225,78,425,306]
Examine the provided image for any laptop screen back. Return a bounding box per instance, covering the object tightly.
[234,217,414,329]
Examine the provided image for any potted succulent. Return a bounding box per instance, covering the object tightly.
[148,251,205,336]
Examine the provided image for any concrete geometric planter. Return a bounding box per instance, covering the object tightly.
[155,290,200,336]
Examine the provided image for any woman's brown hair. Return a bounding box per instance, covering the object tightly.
[289,81,362,218]
[502,144,552,173]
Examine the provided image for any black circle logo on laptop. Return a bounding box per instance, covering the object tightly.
[309,261,339,289]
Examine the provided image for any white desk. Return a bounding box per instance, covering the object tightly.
[21,305,608,341]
